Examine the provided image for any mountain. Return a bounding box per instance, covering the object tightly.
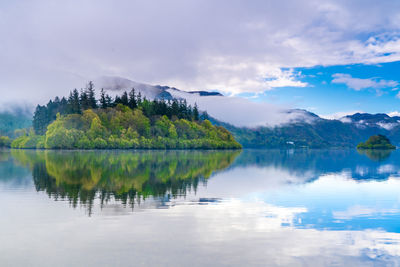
[341,113,400,130]
[95,76,223,100]
[0,110,32,137]
[212,113,400,148]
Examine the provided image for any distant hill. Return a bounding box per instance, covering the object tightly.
[211,113,400,148]
[341,113,400,130]
[0,111,32,137]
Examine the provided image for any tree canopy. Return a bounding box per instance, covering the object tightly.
[357,135,396,150]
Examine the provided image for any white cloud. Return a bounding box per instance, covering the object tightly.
[388,111,400,117]
[320,110,364,120]
[331,73,398,91]
[1,0,400,105]
[169,90,317,127]
[376,122,399,130]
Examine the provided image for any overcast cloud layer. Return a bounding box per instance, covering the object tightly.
[1,0,400,109]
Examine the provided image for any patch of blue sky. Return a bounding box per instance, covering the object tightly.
[256,61,400,117]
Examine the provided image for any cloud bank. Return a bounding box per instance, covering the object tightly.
[1,0,400,106]
[169,90,317,127]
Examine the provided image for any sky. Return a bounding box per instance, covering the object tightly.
[1,0,400,118]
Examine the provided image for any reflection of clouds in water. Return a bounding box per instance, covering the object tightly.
[158,198,400,266]
[169,199,307,231]
[377,164,397,174]
[333,205,400,220]
[355,165,370,177]
[197,166,316,198]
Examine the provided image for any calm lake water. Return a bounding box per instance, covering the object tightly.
[1,148,400,266]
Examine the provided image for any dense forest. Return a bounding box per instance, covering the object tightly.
[8,82,241,149]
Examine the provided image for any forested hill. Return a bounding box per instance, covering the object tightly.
[10,82,241,149]
[211,114,400,149]
[0,111,32,137]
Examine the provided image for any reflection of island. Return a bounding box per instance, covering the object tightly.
[357,149,392,162]
[11,150,240,214]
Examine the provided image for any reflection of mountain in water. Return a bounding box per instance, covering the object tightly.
[234,149,399,182]
[11,150,240,215]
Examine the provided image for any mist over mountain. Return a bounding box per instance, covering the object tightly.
[340,113,400,130]
[2,77,400,148]
[95,76,318,128]
[90,77,400,148]
[213,113,400,148]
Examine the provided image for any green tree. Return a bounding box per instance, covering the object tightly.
[68,89,81,114]
[193,103,199,121]
[121,91,129,106]
[132,109,150,137]
[86,81,97,109]
[33,105,49,135]
[128,88,137,109]
[100,89,108,109]
[0,136,11,147]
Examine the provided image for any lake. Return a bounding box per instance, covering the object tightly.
[1,148,400,266]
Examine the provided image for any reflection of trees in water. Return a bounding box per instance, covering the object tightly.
[357,149,392,162]
[12,150,240,215]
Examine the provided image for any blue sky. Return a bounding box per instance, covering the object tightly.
[254,61,400,118]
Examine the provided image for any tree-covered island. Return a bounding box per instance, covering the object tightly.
[8,82,241,149]
[357,135,396,150]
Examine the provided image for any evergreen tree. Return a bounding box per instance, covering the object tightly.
[68,89,81,114]
[80,89,89,110]
[105,94,113,107]
[137,92,142,105]
[86,81,97,108]
[178,100,187,119]
[33,105,49,135]
[128,88,137,109]
[171,100,179,117]
[114,95,122,106]
[60,97,68,114]
[193,103,199,121]
[100,89,107,109]
[121,91,129,106]
[201,111,209,120]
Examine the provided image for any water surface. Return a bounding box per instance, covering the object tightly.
[1,149,400,266]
